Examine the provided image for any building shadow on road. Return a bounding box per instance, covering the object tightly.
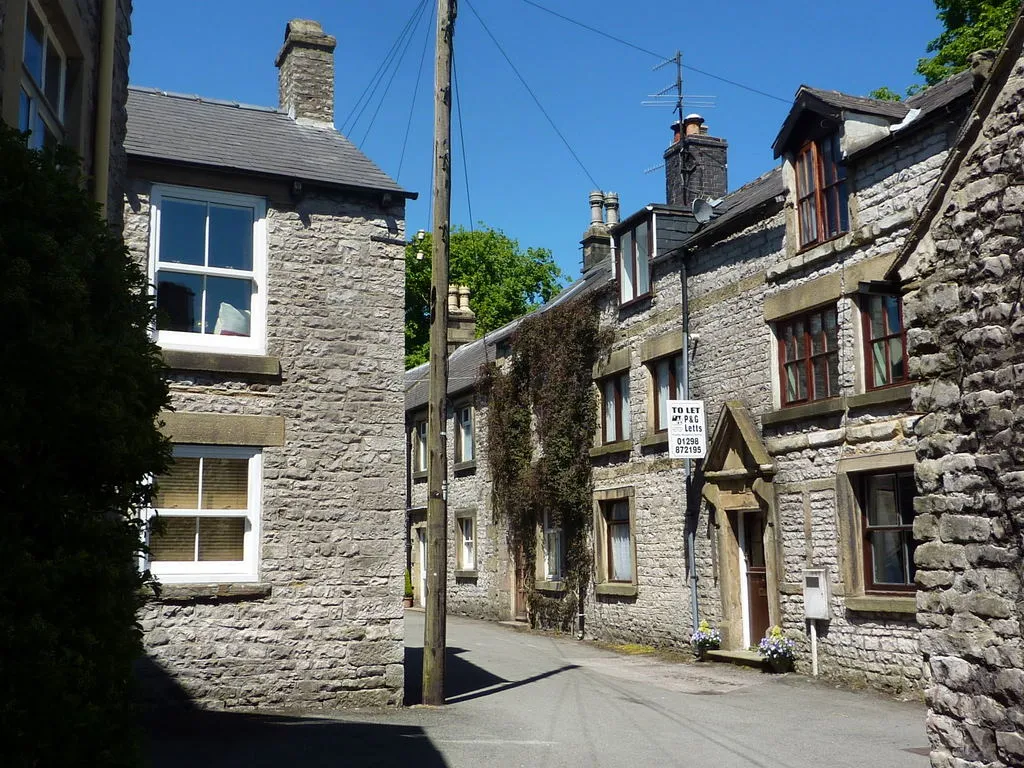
[145,708,449,768]
[404,645,578,705]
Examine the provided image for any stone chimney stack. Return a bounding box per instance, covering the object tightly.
[581,190,611,274]
[275,19,337,125]
[447,285,476,353]
[664,114,728,207]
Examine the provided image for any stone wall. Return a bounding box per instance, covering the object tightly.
[904,49,1024,768]
[128,180,408,709]
[408,391,512,621]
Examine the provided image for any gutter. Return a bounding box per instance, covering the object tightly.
[92,0,116,219]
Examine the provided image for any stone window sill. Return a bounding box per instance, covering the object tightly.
[453,460,477,474]
[845,595,916,614]
[589,440,632,459]
[619,292,653,313]
[640,432,669,450]
[762,397,846,427]
[454,569,478,580]
[769,232,855,281]
[846,382,914,410]
[535,579,566,593]
[595,582,637,598]
[412,470,427,482]
[162,349,281,377]
[143,582,272,604]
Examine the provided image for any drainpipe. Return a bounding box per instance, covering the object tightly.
[92,0,116,220]
[681,257,699,636]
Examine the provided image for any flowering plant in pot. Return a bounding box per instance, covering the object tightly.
[690,619,721,659]
[758,625,796,672]
[403,569,414,607]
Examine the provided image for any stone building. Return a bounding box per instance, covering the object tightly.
[408,66,981,694]
[888,14,1024,766]
[129,19,416,709]
[0,0,133,223]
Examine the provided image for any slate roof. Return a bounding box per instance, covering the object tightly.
[800,87,911,120]
[125,86,413,197]
[679,168,785,249]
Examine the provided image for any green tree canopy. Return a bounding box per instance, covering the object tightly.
[917,0,1019,85]
[405,224,563,368]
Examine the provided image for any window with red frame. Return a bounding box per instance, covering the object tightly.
[862,292,908,389]
[795,134,849,248]
[778,306,839,406]
[861,471,916,593]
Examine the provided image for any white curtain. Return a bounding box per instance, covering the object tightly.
[610,523,631,581]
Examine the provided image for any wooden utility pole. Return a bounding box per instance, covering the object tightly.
[423,0,456,708]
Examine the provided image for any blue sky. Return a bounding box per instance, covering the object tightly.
[130,1,943,281]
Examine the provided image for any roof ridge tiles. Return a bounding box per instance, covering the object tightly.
[127,85,283,115]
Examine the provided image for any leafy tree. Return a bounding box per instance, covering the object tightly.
[917,0,1019,84]
[869,86,903,102]
[405,224,563,368]
[0,124,169,767]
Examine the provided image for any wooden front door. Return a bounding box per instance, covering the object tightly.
[741,510,770,645]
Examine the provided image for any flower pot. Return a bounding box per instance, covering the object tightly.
[402,596,414,608]
[767,657,793,673]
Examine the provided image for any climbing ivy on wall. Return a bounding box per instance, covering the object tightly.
[481,295,610,630]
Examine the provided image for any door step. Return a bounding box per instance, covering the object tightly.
[704,649,768,670]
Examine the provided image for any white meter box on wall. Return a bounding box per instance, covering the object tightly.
[803,567,832,620]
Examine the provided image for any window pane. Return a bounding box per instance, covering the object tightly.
[149,516,197,562]
[868,295,885,339]
[824,309,838,349]
[461,411,473,460]
[201,457,248,509]
[827,352,839,397]
[673,355,684,399]
[24,5,44,84]
[157,271,203,332]
[209,204,254,270]
[635,224,650,294]
[898,474,916,525]
[810,313,824,354]
[160,199,207,266]
[206,277,252,336]
[867,474,898,526]
[18,89,31,133]
[610,501,629,522]
[871,530,906,584]
[604,379,616,441]
[813,357,827,400]
[610,522,632,581]
[619,231,634,300]
[785,363,799,403]
[198,517,245,561]
[44,39,62,111]
[837,181,850,233]
[619,375,631,440]
[656,360,670,429]
[872,341,888,387]
[797,361,808,401]
[154,457,200,509]
[885,296,902,335]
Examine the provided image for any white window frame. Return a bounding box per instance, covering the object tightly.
[412,416,428,474]
[143,445,262,584]
[457,515,476,571]
[542,509,564,581]
[616,216,654,304]
[454,403,474,464]
[20,0,67,149]
[148,184,268,356]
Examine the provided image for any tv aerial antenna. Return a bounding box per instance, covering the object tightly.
[642,51,717,175]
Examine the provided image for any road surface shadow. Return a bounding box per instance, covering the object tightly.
[404,645,578,705]
[145,709,448,768]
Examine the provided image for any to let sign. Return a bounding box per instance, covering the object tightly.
[667,400,707,459]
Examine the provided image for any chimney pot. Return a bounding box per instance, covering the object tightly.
[604,192,620,226]
[276,19,337,124]
[683,113,704,137]
[589,190,604,225]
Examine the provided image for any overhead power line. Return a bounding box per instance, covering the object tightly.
[397,0,435,181]
[519,0,790,105]
[342,0,428,136]
[453,50,474,230]
[465,0,601,190]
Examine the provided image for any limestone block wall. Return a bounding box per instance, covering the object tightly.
[408,392,511,621]
[904,50,1024,768]
[128,182,408,709]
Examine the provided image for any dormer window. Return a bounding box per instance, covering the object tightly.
[616,217,652,304]
[795,134,848,248]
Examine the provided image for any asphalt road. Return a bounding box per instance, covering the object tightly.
[147,611,931,767]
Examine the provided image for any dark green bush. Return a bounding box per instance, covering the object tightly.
[0,124,169,767]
